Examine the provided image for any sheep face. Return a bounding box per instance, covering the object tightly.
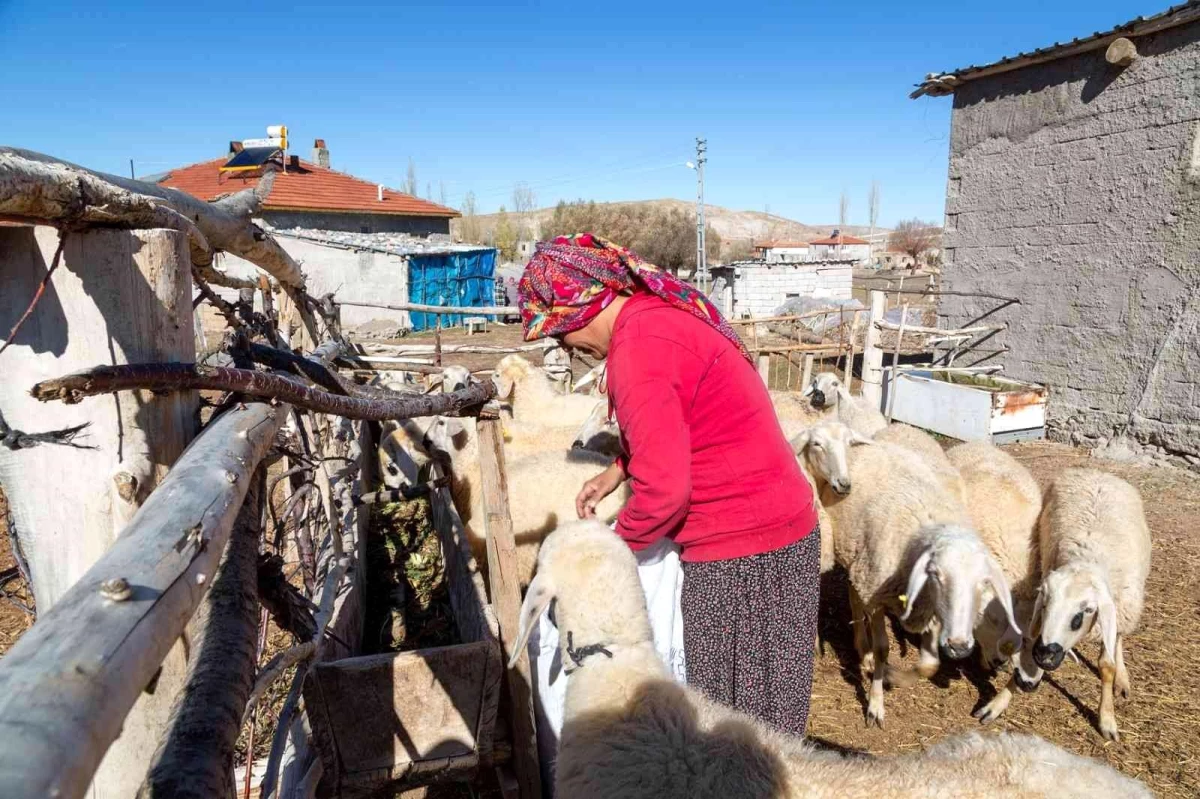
[509,519,652,669]
[1030,563,1117,672]
[791,420,872,495]
[377,419,432,488]
[493,354,533,400]
[572,400,622,456]
[440,365,472,393]
[422,416,469,459]
[802,372,843,410]
[902,525,1021,661]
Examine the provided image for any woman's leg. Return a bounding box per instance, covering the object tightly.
[680,526,822,737]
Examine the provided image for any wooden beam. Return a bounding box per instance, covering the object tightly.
[356,341,551,356]
[0,148,304,287]
[138,470,264,799]
[476,416,542,799]
[341,300,519,316]
[0,402,286,799]
[873,320,1004,337]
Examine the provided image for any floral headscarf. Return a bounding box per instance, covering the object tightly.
[517,234,751,363]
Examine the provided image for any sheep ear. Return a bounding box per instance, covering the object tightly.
[801,382,815,397]
[1096,582,1118,661]
[1028,587,1046,641]
[493,374,515,400]
[902,549,933,622]
[789,429,812,455]
[986,558,1021,638]
[509,573,556,669]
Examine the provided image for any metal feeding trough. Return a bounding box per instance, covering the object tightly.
[881,369,1047,443]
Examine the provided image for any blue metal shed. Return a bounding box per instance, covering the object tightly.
[407,248,498,331]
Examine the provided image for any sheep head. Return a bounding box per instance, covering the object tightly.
[1029,562,1116,672]
[802,371,846,410]
[572,400,621,455]
[902,524,1020,662]
[509,519,652,669]
[493,354,533,400]
[790,420,872,496]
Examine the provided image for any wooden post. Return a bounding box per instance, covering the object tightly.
[800,353,814,392]
[860,290,886,410]
[434,316,443,368]
[757,354,771,388]
[476,416,542,799]
[0,225,199,798]
[886,303,908,423]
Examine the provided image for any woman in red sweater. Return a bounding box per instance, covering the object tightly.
[518,234,820,736]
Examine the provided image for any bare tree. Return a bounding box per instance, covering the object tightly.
[459,191,481,243]
[439,181,447,206]
[887,218,942,266]
[425,182,432,200]
[838,191,849,229]
[512,183,536,241]
[868,182,880,238]
[402,158,417,195]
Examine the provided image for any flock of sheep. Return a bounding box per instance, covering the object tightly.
[372,356,1154,797]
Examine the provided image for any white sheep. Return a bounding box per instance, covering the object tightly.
[510,519,1151,799]
[811,441,1018,725]
[873,423,966,504]
[788,420,872,575]
[1023,468,1151,741]
[570,399,623,458]
[377,365,473,488]
[938,441,1043,724]
[424,415,629,587]
[803,372,887,437]
[494,354,600,429]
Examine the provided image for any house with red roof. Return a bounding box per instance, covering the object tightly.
[808,230,871,264]
[157,139,459,236]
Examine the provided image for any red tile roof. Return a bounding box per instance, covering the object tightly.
[158,157,459,218]
[809,233,869,245]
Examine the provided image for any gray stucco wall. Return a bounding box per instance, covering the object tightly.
[205,238,411,332]
[261,210,450,236]
[939,21,1200,463]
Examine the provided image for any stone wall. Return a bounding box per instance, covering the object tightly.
[939,20,1200,463]
[262,210,450,236]
[716,262,853,318]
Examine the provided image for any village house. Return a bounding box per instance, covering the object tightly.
[912,2,1200,462]
[158,138,497,337]
[753,240,811,263]
[807,230,872,264]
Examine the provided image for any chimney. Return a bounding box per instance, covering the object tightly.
[312,138,330,169]
[289,154,300,170]
[377,184,384,202]
[229,140,244,154]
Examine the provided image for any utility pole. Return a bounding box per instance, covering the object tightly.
[694,137,707,290]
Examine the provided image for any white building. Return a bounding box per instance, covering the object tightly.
[709,260,855,319]
[753,241,811,263]
[808,231,872,264]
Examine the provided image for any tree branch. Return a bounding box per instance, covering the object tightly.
[31,363,496,421]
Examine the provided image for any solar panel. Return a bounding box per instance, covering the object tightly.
[221,146,282,172]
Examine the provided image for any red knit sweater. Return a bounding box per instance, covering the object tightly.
[609,293,816,562]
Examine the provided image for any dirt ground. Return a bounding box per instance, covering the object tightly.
[809,441,1200,798]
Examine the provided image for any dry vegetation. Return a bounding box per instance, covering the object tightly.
[810,441,1200,798]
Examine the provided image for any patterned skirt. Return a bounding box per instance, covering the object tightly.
[680,526,821,738]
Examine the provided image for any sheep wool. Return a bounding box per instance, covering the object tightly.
[519,520,1151,799]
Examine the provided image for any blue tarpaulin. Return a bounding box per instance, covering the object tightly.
[407,249,498,331]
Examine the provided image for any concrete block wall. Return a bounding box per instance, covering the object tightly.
[726,263,852,318]
[262,210,450,236]
[939,20,1200,462]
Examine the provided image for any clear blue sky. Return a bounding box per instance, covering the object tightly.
[0,0,1164,227]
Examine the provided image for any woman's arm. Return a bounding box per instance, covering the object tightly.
[611,348,693,550]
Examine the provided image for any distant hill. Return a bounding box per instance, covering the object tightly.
[453,199,888,254]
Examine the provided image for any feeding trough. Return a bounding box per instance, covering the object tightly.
[882,368,1047,443]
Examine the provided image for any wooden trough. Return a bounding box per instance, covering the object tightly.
[302,463,504,797]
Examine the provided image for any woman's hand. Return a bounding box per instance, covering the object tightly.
[576,463,625,519]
